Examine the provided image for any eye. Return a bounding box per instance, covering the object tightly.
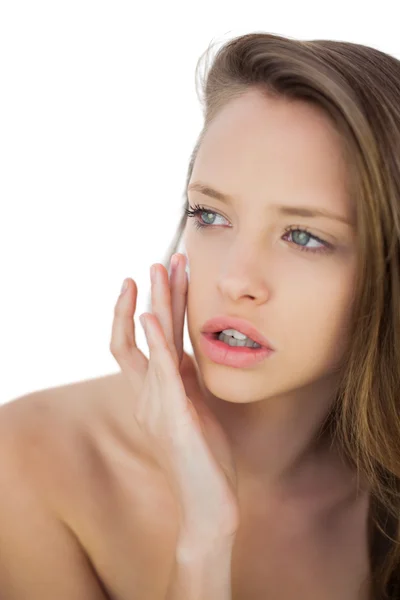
[282,225,332,254]
[185,204,228,229]
[184,203,334,255]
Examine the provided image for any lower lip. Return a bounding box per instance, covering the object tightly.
[199,333,274,368]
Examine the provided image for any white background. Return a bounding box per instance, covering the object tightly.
[1,0,399,404]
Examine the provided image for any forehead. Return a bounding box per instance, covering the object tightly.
[192,91,352,218]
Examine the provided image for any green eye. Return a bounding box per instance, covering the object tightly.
[184,203,334,255]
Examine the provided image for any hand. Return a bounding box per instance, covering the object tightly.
[109,255,239,547]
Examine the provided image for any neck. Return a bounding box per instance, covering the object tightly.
[197,369,355,501]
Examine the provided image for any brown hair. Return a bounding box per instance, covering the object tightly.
[152,32,400,598]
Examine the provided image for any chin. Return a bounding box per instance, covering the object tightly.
[197,362,270,404]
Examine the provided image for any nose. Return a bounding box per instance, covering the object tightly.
[217,249,270,306]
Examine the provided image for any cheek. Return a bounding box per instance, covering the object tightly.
[186,269,211,311]
[183,233,217,291]
[290,281,355,371]
[185,258,218,331]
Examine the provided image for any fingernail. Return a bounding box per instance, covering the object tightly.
[120,278,128,295]
[170,254,179,274]
[150,265,157,284]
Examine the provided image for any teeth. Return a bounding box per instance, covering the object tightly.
[221,328,247,340]
[218,331,261,348]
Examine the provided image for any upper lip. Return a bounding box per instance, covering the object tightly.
[201,315,275,350]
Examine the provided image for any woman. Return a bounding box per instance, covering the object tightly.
[1,32,399,599]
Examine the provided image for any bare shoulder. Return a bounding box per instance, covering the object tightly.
[0,373,179,599]
[0,376,122,599]
[1,372,177,513]
[0,373,125,508]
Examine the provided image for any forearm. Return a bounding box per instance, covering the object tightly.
[165,539,234,600]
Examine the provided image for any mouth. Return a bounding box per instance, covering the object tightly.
[207,331,262,348]
[199,332,275,369]
[201,315,275,351]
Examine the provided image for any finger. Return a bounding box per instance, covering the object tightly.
[150,263,179,366]
[169,253,188,366]
[140,312,190,417]
[109,278,148,386]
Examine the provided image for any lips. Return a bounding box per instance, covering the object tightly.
[201,315,275,350]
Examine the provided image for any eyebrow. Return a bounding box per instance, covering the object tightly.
[187,182,354,227]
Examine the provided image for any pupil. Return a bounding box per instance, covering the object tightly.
[202,212,215,224]
[293,231,309,245]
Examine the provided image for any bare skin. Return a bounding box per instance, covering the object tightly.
[0,91,373,598]
[0,370,371,600]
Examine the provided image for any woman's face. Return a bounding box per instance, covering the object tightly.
[184,89,357,405]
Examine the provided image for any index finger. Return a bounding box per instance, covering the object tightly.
[109,278,148,385]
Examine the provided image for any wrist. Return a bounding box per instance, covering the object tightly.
[176,535,235,564]
[167,539,234,600]
[176,523,236,561]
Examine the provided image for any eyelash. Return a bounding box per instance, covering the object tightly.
[184,203,333,255]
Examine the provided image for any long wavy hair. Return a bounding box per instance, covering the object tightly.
[148,32,400,598]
